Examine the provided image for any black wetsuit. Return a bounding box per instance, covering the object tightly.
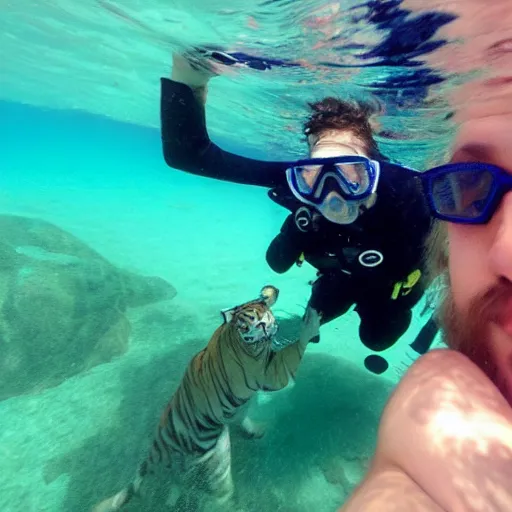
[160,78,434,353]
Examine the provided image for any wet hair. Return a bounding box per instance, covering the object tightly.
[303,97,383,159]
[425,220,449,285]
[422,220,450,321]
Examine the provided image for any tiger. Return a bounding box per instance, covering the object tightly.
[91,285,320,512]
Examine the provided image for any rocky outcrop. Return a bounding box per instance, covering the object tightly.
[0,215,177,400]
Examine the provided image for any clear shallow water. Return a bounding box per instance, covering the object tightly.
[2,0,470,168]
[1,1,512,511]
[7,1,509,170]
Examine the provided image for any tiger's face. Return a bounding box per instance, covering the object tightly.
[235,307,278,345]
[222,286,279,346]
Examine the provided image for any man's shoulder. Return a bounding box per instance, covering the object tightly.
[365,349,512,512]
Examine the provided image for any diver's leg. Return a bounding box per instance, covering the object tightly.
[390,313,441,379]
[357,298,413,352]
[410,314,439,355]
[356,276,428,352]
[357,281,435,374]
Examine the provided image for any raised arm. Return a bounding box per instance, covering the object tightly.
[160,54,287,188]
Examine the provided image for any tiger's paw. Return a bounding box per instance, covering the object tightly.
[239,417,266,439]
[90,497,116,512]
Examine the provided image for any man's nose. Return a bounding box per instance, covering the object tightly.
[489,191,512,282]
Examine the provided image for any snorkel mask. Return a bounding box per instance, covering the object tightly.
[286,156,381,224]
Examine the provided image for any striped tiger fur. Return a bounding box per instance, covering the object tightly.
[91,285,320,512]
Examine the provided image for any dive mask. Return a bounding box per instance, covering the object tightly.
[285,156,380,224]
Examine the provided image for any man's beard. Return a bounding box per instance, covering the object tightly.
[440,277,512,405]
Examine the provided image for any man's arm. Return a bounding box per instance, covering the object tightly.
[160,54,288,188]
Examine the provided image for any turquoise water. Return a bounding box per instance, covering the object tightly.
[0,100,441,512]
[2,0,459,166]
[0,1,482,511]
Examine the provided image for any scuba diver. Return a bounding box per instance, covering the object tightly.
[160,50,438,374]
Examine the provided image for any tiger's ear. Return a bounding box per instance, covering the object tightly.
[260,285,279,307]
[220,307,237,324]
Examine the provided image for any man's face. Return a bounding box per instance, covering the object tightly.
[306,129,377,224]
[442,114,512,406]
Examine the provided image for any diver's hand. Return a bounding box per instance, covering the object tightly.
[171,53,217,88]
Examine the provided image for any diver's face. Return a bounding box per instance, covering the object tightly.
[307,130,377,224]
[308,129,368,159]
[443,115,512,407]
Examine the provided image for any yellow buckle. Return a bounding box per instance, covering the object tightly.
[391,269,422,300]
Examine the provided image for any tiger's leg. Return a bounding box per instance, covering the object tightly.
[172,487,201,512]
[90,462,146,512]
[91,427,178,512]
[238,415,266,439]
[193,427,239,512]
[234,396,266,439]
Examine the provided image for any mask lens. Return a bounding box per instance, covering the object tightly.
[294,165,322,194]
[432,169,494,219]
[334,162,371,195]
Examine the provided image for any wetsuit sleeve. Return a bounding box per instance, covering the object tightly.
[160,78,288,188]
[266,215,304,274]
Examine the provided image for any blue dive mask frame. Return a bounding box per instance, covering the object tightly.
[285,155,381,205]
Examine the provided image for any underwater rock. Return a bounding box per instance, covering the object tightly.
[0,215,176,401]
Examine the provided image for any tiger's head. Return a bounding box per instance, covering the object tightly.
[221,286,279,346]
